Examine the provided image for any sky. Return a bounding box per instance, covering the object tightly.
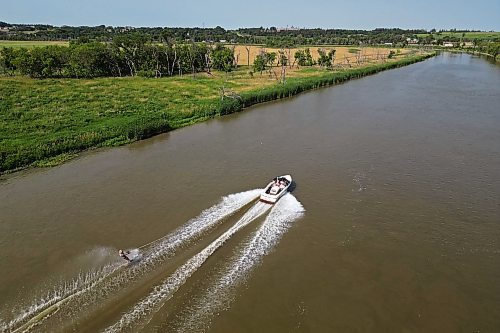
[1,0,499,31]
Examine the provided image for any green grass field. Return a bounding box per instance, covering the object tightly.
[0,52,434,173]
[416,31,500,40]
[0,40,69,48]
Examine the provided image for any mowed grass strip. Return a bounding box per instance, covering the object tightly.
[0,40,69,48]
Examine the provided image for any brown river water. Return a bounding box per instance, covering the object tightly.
[1,53,499,332]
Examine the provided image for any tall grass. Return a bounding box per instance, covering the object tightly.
[0,53,434,173]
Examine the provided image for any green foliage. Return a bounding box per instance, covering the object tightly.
[278,50,287,66]
[1,37,214,78]
[317,48,335,68]
[486,42,500,60]
[294,48,314,66]
[67,42,115,77]
[0,47,17,74]
[267,52,276,66]
[253,54,266,73]
[11,45,69,78]
[253,51,276,73]
[388,50,396,59]
[294,50,305,66]
[211,44,234,72]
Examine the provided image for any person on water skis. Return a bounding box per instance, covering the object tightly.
[119,249,131,262]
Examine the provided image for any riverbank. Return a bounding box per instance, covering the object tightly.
[0,51,435,174]
[442,48,500,62]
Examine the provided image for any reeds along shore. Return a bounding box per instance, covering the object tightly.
[0,52,435,174]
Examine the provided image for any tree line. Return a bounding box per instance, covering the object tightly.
[3,22,497,47]
[0,34,236,78]
[474,42,500,60]
[252,48,337,81]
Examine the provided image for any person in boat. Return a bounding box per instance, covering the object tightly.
[119,249,131,262]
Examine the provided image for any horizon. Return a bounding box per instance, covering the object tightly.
[2,21,498,32]
[2,0,499,31]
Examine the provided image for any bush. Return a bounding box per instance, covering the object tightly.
[211,44,235,72]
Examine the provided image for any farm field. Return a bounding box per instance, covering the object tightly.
[224,45,409,66]
[416,31,500,40]
[0,40,69,48]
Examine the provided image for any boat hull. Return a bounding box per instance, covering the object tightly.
[260,175,292,204]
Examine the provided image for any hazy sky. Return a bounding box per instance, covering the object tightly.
[2,0,499,30]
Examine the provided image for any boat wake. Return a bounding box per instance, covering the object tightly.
[172,193,305,332]
[1,260,121,333]
[2,189,304,333]
[103,201,272,333]
[2,189,261,333]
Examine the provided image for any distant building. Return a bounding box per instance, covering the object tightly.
[118,26,134,33]
[219,39,227,43]
[277,26,300,32]
[443,42,454,47]
[384,42,393,46]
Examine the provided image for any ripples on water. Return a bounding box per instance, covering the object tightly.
[171,194,305,333]
[2,189,264,332]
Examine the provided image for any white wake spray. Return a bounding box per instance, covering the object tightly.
[3,189,260,333]
[103,202,272,333]
[2,249,121,333]
[175,193,305,332]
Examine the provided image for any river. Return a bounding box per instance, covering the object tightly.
[1,53,499,332]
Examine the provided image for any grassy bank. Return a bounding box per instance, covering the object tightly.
[443,48,500,62]
[0,52,434,173]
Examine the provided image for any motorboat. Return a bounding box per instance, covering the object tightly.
[260,175,292,204]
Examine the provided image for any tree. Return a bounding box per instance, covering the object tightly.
[13,46,69,78]
[211,44,234,72]
[278,49,287,83]
[304,48,314,65]
[328,49,336,66]
[0,47,17,75]
[294,48,314,67]
[68,42,114,78]
[253,53,266,74]
[112,33,149,76]
[278,50,288,67]
[294,49,306,66]
[266,52,276,67]
[161,32,177,76]
[245,45,251,66]
[317,48,330,68]
[487,42,500,60]
[317,48,336,69]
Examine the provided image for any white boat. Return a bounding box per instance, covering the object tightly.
[260,175,292,204]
